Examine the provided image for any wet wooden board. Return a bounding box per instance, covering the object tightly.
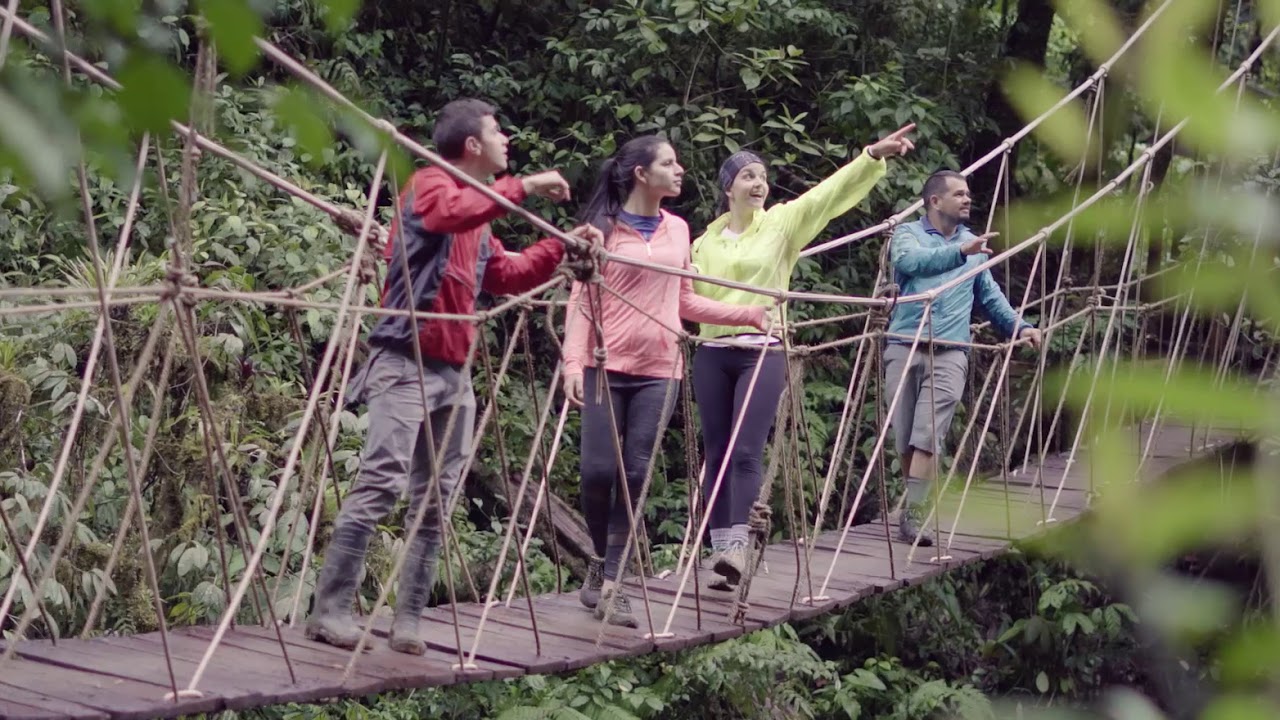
[0,658,220,720]
[0,682,110,720]
[0,423,1239,720]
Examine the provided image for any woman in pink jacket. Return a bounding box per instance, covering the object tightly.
[562,135,767,627]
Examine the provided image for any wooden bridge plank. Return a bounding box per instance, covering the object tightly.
[0,656,220,720]
[180,625,395,697]
[421,602,626,672]
[615,577,762,643]
[91,633,344,711]
[450,595,654,657]
[361,608,570,676]
[0,681,110,720]
[9,640,241,712]
[188,625,467,696]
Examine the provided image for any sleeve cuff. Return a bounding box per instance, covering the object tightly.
[495,175,528,204]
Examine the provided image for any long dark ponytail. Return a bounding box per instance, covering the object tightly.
[580,135,669,237]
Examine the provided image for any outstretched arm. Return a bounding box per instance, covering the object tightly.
[679,273,767,329]
[481,234,566,295]
[772,150,886,254]
[975,268,1033,340]
[414,168,572,234]
[890,225,967,278]
[774,123,916,254]
[413,172,527,234]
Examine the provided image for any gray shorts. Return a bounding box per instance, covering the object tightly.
[882,343,968,457]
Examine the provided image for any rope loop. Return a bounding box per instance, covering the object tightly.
[747,501,772,537]
[592,346,608,364]
[870,282,900,331]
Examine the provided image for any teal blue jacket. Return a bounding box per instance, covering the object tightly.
[885,217,1032,346]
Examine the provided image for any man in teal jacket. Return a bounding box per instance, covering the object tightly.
[884,170,1041,546]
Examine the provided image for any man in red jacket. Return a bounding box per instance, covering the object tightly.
[306,98,601,654]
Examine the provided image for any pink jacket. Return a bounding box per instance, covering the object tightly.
[563,211,765,380]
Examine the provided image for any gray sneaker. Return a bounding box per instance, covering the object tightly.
[579,556,604,609]
[898,504,935,547]
[707,575,738,592]
[594,588,638,628]
[712,545,747,585]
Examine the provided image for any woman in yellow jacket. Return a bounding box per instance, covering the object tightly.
[691,124,916,589]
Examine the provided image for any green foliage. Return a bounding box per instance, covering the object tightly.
[2,0,1280,718]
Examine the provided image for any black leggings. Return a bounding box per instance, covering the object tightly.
[579,367,678,580]
[692,345,788,534]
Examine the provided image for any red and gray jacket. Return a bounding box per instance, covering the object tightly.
[368,166,565,366]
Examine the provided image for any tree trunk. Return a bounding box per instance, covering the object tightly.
[965,0,1056,199]
[470,465,596,583]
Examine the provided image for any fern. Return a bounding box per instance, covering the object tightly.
[494,706,555,720]
[592,705,641,720]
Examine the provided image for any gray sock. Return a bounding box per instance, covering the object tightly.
[905,476,932,507]
[710,528,731,553]
[729,523,751,549]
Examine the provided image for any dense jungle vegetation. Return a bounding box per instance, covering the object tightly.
[1,0,1279,718]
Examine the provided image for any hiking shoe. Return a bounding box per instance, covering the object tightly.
[707,575,738,592]
[712,545,747,585]
[579,556,604,609]
[593,588,639,628]
[898,504,935,547]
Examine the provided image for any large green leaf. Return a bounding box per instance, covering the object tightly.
[1049,361,1268,430]
[0,87,76,200]
[201,0,264,75]
[1052,0,1125,69]
[1002,63,1090,166]
[273,85,333,167]
[315,0,360,33]
[1138,0,1280,158]
[116,51,191,134]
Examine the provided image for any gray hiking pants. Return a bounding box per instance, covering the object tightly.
[336,346,475,546]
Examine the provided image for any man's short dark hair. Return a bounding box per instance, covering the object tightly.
[433,98,497,160]
[921,170,966,208]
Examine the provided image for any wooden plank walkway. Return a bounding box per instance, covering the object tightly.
[0,423,1244,720]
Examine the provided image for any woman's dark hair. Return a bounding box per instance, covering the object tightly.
[580,135,670,236]
[433,98,497,160]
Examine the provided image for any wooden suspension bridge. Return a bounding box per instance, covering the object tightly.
[1,1,1277,719]
[0,423,1247,720]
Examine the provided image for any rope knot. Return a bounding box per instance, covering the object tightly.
[562,240,605,284]
[161,266,198,304]
[592,346,608,364]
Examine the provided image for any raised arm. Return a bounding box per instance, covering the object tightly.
[890,225,967,278]
[771,150,887,254]
[772,123,915,254]
[413,170,527,234]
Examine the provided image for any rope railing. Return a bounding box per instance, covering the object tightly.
[0,2,1275,708]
